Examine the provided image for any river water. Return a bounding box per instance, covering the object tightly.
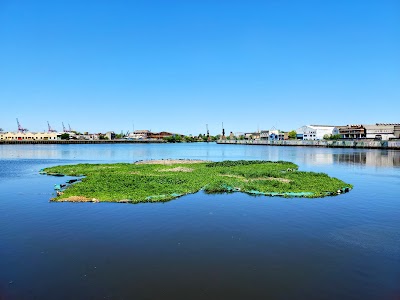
[0,143,399,300]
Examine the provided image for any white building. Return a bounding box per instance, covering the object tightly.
[127,130,150,140]
[297,125,339,140]
[260,130,269,140]
[0,132,61,141]
[268,129,285,141]
[364,124,400,140]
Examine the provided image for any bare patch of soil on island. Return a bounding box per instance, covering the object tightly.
[53,196,98,202]
[135,159,209,165]
[159,167,194,172]
[219,174,291,183]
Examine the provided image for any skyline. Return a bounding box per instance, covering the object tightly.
[1,117,398,137]
[1,0,399,134]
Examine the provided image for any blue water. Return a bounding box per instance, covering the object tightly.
[0,143,399,299]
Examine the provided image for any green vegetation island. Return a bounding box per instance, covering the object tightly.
[40,160,353,203]
[42,160,352,203]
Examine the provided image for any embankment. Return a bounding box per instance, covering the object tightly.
[217,139,400,149]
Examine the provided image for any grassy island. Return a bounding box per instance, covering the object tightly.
[42,160,352,203]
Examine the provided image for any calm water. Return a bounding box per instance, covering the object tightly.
[0,143,399,300]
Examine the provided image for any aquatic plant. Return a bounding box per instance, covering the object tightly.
[42,160,352,203]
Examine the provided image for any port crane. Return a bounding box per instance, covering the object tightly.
[16,118,28,133]
[62,122,73,133]
[47,121,57,133]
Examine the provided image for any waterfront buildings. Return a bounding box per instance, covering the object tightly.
[105,131,115,140]
[148,131,176,139]
[127,130,151,139]
[363,124,400,140]
[338,125,366,139]
[268,129,286,141]
[0,131,61,141]
[297,125,339,140]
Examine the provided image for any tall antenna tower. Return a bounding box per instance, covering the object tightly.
[206,124,210,142]
[222,122,225,140]
[16,118,28,133]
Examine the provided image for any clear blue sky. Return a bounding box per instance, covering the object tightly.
[1,0,399,135]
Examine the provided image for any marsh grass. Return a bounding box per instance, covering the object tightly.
[43,160,352,203]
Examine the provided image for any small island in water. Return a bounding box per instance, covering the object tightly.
[42,160,352,203]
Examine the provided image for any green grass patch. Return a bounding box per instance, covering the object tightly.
[43,160,353,203]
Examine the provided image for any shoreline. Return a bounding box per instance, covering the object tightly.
[1,139,399,149]
[216,139,400,150]
[0,139,168,145]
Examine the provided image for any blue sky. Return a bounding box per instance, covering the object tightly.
[0,0,399,135]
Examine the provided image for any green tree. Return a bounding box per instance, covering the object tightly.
[60,133,70,140]
[288,130,297,139]
[184,136,193,142]
[330,134,342,140]
[323,134,342,140]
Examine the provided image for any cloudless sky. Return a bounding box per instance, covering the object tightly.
[0,0,399,135]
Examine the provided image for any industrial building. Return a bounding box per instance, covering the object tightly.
[337,125,366,139]
[0,132,61,141]
[364,124,400,140]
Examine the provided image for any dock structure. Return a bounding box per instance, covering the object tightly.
[217,139,400,150]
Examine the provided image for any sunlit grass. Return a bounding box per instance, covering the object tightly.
[43,160,352,203]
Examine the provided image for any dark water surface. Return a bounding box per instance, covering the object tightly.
[0,144,399,300]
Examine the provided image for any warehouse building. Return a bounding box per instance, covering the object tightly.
[364,124,400,140]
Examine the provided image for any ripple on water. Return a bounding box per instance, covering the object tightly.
[331,224,400,255]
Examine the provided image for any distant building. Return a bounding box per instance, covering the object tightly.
[235,132,245,139]
[105,131,115,140]
[148,132,184,140]
[337,125,366,139]
[268,129,285,141]
[127,130,151,139]
[260,130,269,140]
[72,133,99,140]
[244,132,260,140]
[297,125,339,140]
[0,132,61,141]
[364,124,400,140]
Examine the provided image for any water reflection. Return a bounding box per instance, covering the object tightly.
[333,150,400,167]
[0,144,399,168]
